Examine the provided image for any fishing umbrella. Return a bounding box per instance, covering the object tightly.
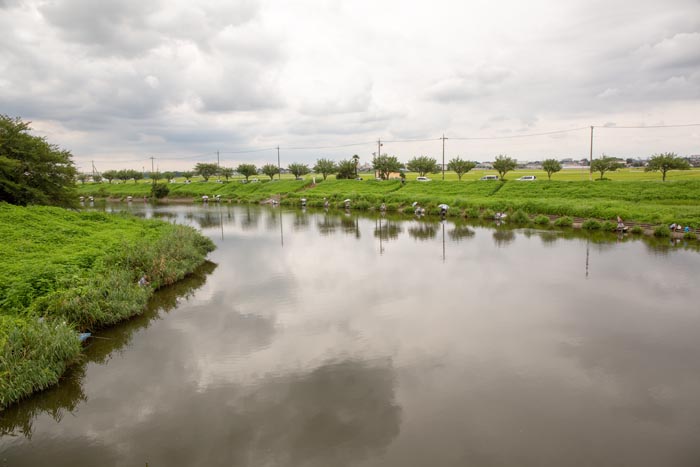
[412,201,418,207]
[344,199,351,203]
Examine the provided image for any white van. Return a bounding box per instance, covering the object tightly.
[480,175,499,180]
[517,175,537,181]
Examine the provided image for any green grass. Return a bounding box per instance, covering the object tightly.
[78,175,700,225]
[0,203,215,409]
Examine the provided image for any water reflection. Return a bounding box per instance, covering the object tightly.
[407,222,438,241]
[492,228,515,247]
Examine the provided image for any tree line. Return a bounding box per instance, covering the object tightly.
[92,151,692,185]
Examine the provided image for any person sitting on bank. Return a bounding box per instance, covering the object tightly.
[138,275,150,287]
[617,216,625,230]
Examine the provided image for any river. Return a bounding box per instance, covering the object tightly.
[2,203,700,466]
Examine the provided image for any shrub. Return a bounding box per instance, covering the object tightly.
[510,209,530,224]
[683,230,696,240]
[630,225,643,234]
[582,219,602,230]
[151,183,170,199]
[601,221,617,231]
[553,216,573,227]
[464,207,480,219]
[653,225,671,237]
[480,208,495,220]
[533,215,550,225]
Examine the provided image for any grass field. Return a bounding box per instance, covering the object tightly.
[0,203,215,409]
[78,169,700,226]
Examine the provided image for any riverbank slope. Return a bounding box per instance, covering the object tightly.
[0,203,215,409]
[78,179,700,226]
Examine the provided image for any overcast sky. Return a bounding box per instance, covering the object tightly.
[1,0,699,171]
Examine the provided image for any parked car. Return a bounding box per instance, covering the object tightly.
[517,175,537,181]
[416,176,431,182]
[480,175,499,180]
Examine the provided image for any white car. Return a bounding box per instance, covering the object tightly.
[517,175,537,181]
[480,175,499,180]
[416,176,431,182]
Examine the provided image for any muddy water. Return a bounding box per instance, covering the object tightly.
[2,204,700,467]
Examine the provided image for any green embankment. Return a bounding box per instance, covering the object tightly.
[79,178,700,226]
[0,203,215,409]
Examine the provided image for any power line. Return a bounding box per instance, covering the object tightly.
[451,127,589,140]
[595,123,700,129]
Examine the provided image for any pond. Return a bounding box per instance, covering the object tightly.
[2,203,700,466]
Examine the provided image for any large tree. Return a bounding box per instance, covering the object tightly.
[0,115,78,207]
[102,170,118,184]
[542,159,562,180]
[644,152,690,181]
[288,163,310,178]
[194,162,219,181]
[492,155,517,180]
[129,169,143,184]
[406,156,439,176]
[336,159,357,179]
[372,155,402,180]
[220,167,234,181]
[261,164,279,180]
[313,158,337,180]
[591,155,623,180]
[236,163,258,181]
[352,154,360,178]
[447,157,476,181]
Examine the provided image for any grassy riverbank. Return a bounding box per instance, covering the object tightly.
[79,178,700,226]
[0,203,215,409]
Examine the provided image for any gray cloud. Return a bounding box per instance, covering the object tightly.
[1,0,699,168]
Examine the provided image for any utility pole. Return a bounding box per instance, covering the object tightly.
[589,126,594,181]
[150,156,155,185]
[440,134,448,180]
[377,138,383,159]
[217,150,220,169]
[277,146,281,180]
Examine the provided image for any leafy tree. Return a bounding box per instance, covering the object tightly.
[102,170,118,184]
[406,156,439,176]
[76,173,89,184]
[236,163,258,181]
[261,164,279,180]
[313,158,337,180]
[288,163,310,178]
[336,159,357,179]
[150,171,161,184]
[372,155,402,180]
[0,115,78,207]
[542,159,562,180]
[182,171,194,182]
[195,162,219,181]
[492,154,517,180]
[162,171,175,182]
[129,169,143,184]
[92,174,102,183]
[352,154,360,178]
[220,167,234,181]
[116,169,130,183]
[591,155,624,180]
[644,152,690,181]
[447,157,476,180]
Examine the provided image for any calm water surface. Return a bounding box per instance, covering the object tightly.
[2,203,700,466]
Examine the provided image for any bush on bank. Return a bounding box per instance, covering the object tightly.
[0,203,215,409]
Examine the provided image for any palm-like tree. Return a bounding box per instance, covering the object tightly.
[352,154,360,178]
